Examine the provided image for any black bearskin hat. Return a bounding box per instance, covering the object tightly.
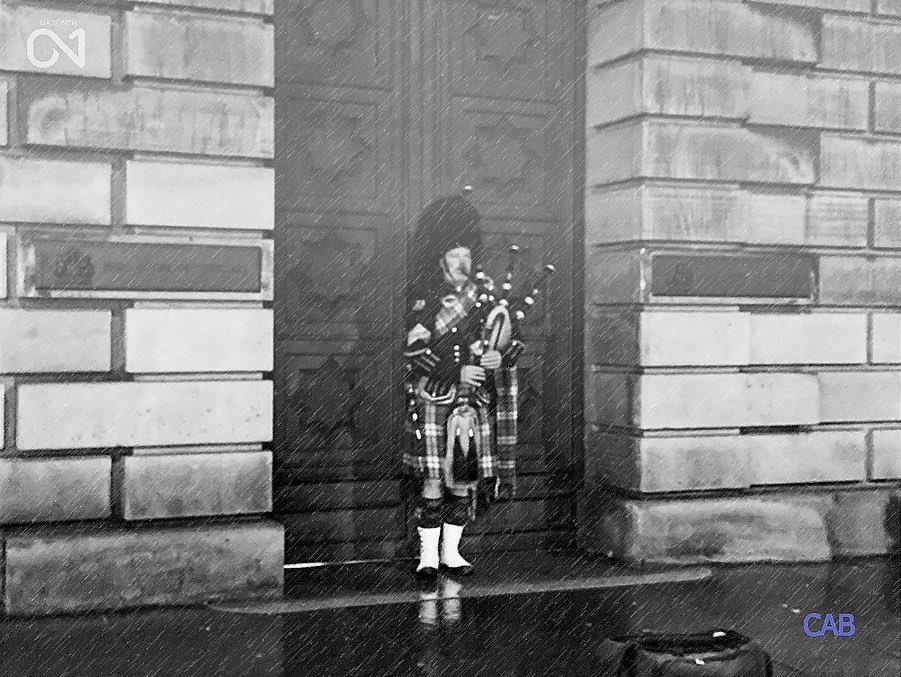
[407,195,483,303]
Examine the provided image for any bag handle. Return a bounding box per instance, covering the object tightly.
[593,639,638,676]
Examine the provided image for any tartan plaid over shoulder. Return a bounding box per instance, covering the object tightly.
[401,284,520,493]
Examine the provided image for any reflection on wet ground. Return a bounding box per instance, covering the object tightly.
[0,554,897,676]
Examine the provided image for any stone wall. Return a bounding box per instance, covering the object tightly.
[0,0,281,614]
[583,0,901,563]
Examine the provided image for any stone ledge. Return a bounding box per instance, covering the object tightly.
[4,519,283,616]
[579,487,900,564]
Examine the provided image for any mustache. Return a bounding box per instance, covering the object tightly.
[441,257,471,277]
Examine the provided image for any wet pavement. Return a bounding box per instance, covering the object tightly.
[0,553,897,676]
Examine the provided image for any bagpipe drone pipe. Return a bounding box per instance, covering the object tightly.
[446,246,556,484]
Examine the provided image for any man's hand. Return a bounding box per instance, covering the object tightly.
[460,365,486,387]
[479,349,502,370]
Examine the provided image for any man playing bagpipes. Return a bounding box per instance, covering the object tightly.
[402,191,550,581]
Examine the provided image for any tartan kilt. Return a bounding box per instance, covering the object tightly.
[402,369,517,484]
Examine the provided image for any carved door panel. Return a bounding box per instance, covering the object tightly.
[274,0,582,562]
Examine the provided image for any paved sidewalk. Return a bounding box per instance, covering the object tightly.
[0,553,897,676]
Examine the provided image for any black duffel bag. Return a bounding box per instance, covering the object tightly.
[594,629,773,676]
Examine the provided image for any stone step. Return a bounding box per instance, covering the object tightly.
[579,487,901,564]
[3,520,283,615]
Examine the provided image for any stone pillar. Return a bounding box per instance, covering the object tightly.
[582,0,901,564]
[0,0,281,614]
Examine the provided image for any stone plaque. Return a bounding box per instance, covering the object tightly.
[30,240,262,293]
[651,253,815,299]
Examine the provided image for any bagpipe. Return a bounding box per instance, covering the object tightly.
[406,240,556,484]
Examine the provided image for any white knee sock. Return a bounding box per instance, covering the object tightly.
[417,526,440,571]
[440,523,472,568]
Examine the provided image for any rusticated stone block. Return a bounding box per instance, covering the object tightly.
[744,191,806,245]
[747,431,866,485]
[874,82,901,134]
[635,121,816,185]
[745,373,820,427]
[18,78,273,158]
[819,372,901,422]
[585,432,750,493]
[587,122,642,185]
[807,192,869,247]
[748,314,866,365]
[870,429,901,479]
[115,451,272,520]
[138,0,273,13]
[125,308,273,373]
[580,493,830,563]
[588,0,642,67]
[590,372,819,429]
[588,55,749,126]
[0,309,111,373]
[4,520,283,615]
[586,309,749,367]
[871,314,901,363]
[748,71,868,130]
[819,255,901,306]
[587,185,866,246]
[819,134,901,189]
[0,157,111,224]
[17,381,273,450]
[588,310,864,367]
[878,0,901,16]
[0,457,110,524]
[874,198,901,247]
[125,12,273,86]
[759,0,868,9]
[587,60,642,127]
[590,0,817,65]
[126,162,274,230]
[0,79,7,146]
[793,488,901,556]
[0,232,6,299]
[587,184,746,244]
[586,55,869,130]
[646,1,819,62]
[822,16,901,76]
[0,5,111,77]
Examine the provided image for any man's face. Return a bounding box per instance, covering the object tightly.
[441,245,472,286]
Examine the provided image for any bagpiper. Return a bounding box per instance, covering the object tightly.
[402,191,524,580]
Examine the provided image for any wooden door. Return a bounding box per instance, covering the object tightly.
[273,0,583,563]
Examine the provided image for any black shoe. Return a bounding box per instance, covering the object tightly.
[416,566,439,581]
[439,563,474,577]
